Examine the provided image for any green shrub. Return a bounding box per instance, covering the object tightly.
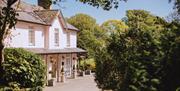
[80,58,96,72]
[0,48,46,90]
[95,24,180,91]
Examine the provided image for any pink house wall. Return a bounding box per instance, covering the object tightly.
[6,21,45,48]
[48,17,77,49]
[6,17,77,49]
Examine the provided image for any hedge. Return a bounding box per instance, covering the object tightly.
[0,48,46,91]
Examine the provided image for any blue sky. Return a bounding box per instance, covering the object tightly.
[25,0,174,24]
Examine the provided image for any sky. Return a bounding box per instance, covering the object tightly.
[25,0,174,24]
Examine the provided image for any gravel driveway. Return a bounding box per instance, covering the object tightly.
[44,75,100,91]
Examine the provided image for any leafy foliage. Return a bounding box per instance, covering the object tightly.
[77,0,127,10]
[167,11,180,23]
[39,0,178,12]
[95,47,123,90]
[80,58,96,72]
[170,0,180,14]
[47,0,127,10]
[159,21,180,91]
[38,0,52,9]
[126,10,167,31]
[95,10,180,91]
[67,13,108,58]
[0,48,46,90]
[101,20,128,34]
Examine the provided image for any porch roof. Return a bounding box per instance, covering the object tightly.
[25,48,86,54]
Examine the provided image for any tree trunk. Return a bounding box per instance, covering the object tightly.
[0,41,4,65]
[0,0,18,65]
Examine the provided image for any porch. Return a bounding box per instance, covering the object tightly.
[26,48,86,85]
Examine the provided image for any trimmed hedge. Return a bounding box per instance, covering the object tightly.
[0,48,46,90]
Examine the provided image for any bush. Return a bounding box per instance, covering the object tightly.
[80,58,96,72]
[95,23,180,91]
[0,48,46,90]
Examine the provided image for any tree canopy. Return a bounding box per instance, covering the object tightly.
[43,0,180,12]
[170,0,180,14]
[101,20,128,34]
[126,10,167,31]
[95,9,180,91]
[67,13,107,58]
[44,0,127,10]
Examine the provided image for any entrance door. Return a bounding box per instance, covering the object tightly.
[65,54,71,77]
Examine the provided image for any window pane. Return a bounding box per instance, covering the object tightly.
[67,32,70,47]
[28,26,35,46]
[54,28,59,46]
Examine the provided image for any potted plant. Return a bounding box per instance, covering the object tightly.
[48,71,55,86]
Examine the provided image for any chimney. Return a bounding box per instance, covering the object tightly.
[38,0,52,9]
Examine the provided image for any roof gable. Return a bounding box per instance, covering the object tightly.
[0,1,79,31]
[34,10,79,31]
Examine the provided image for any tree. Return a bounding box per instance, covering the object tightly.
[67,13,96,31]
[169,0,180,14]
[159,21,180,91]
[126,10,167,31]
[95,9,180,91]
[101,20,128,35]
[67,13,107,58]
[94,9,180,91]
[42,0,127,10]
[0,0,18,64]
[167,11,180,23]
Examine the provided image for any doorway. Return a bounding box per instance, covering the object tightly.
[65,54,72,77]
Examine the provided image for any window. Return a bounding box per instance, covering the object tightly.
[67,32,70,47]
[54,28,59,46]
[28,26,35,46]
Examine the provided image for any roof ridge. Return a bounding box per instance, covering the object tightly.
[28,12,48,25]
[59,10,68,30]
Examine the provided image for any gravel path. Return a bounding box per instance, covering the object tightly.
[44,75,100,91]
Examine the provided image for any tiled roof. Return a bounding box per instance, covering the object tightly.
[17,11,47,25]
[0,1,79,31]
[26,48,86,54]
[66,23,79,31]
[34,10,59,25]
[34,10,79,31]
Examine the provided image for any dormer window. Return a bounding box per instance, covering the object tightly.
[54,28,59,46]
[28,26,35,46]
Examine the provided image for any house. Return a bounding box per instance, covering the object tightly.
[1,1,86,83]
